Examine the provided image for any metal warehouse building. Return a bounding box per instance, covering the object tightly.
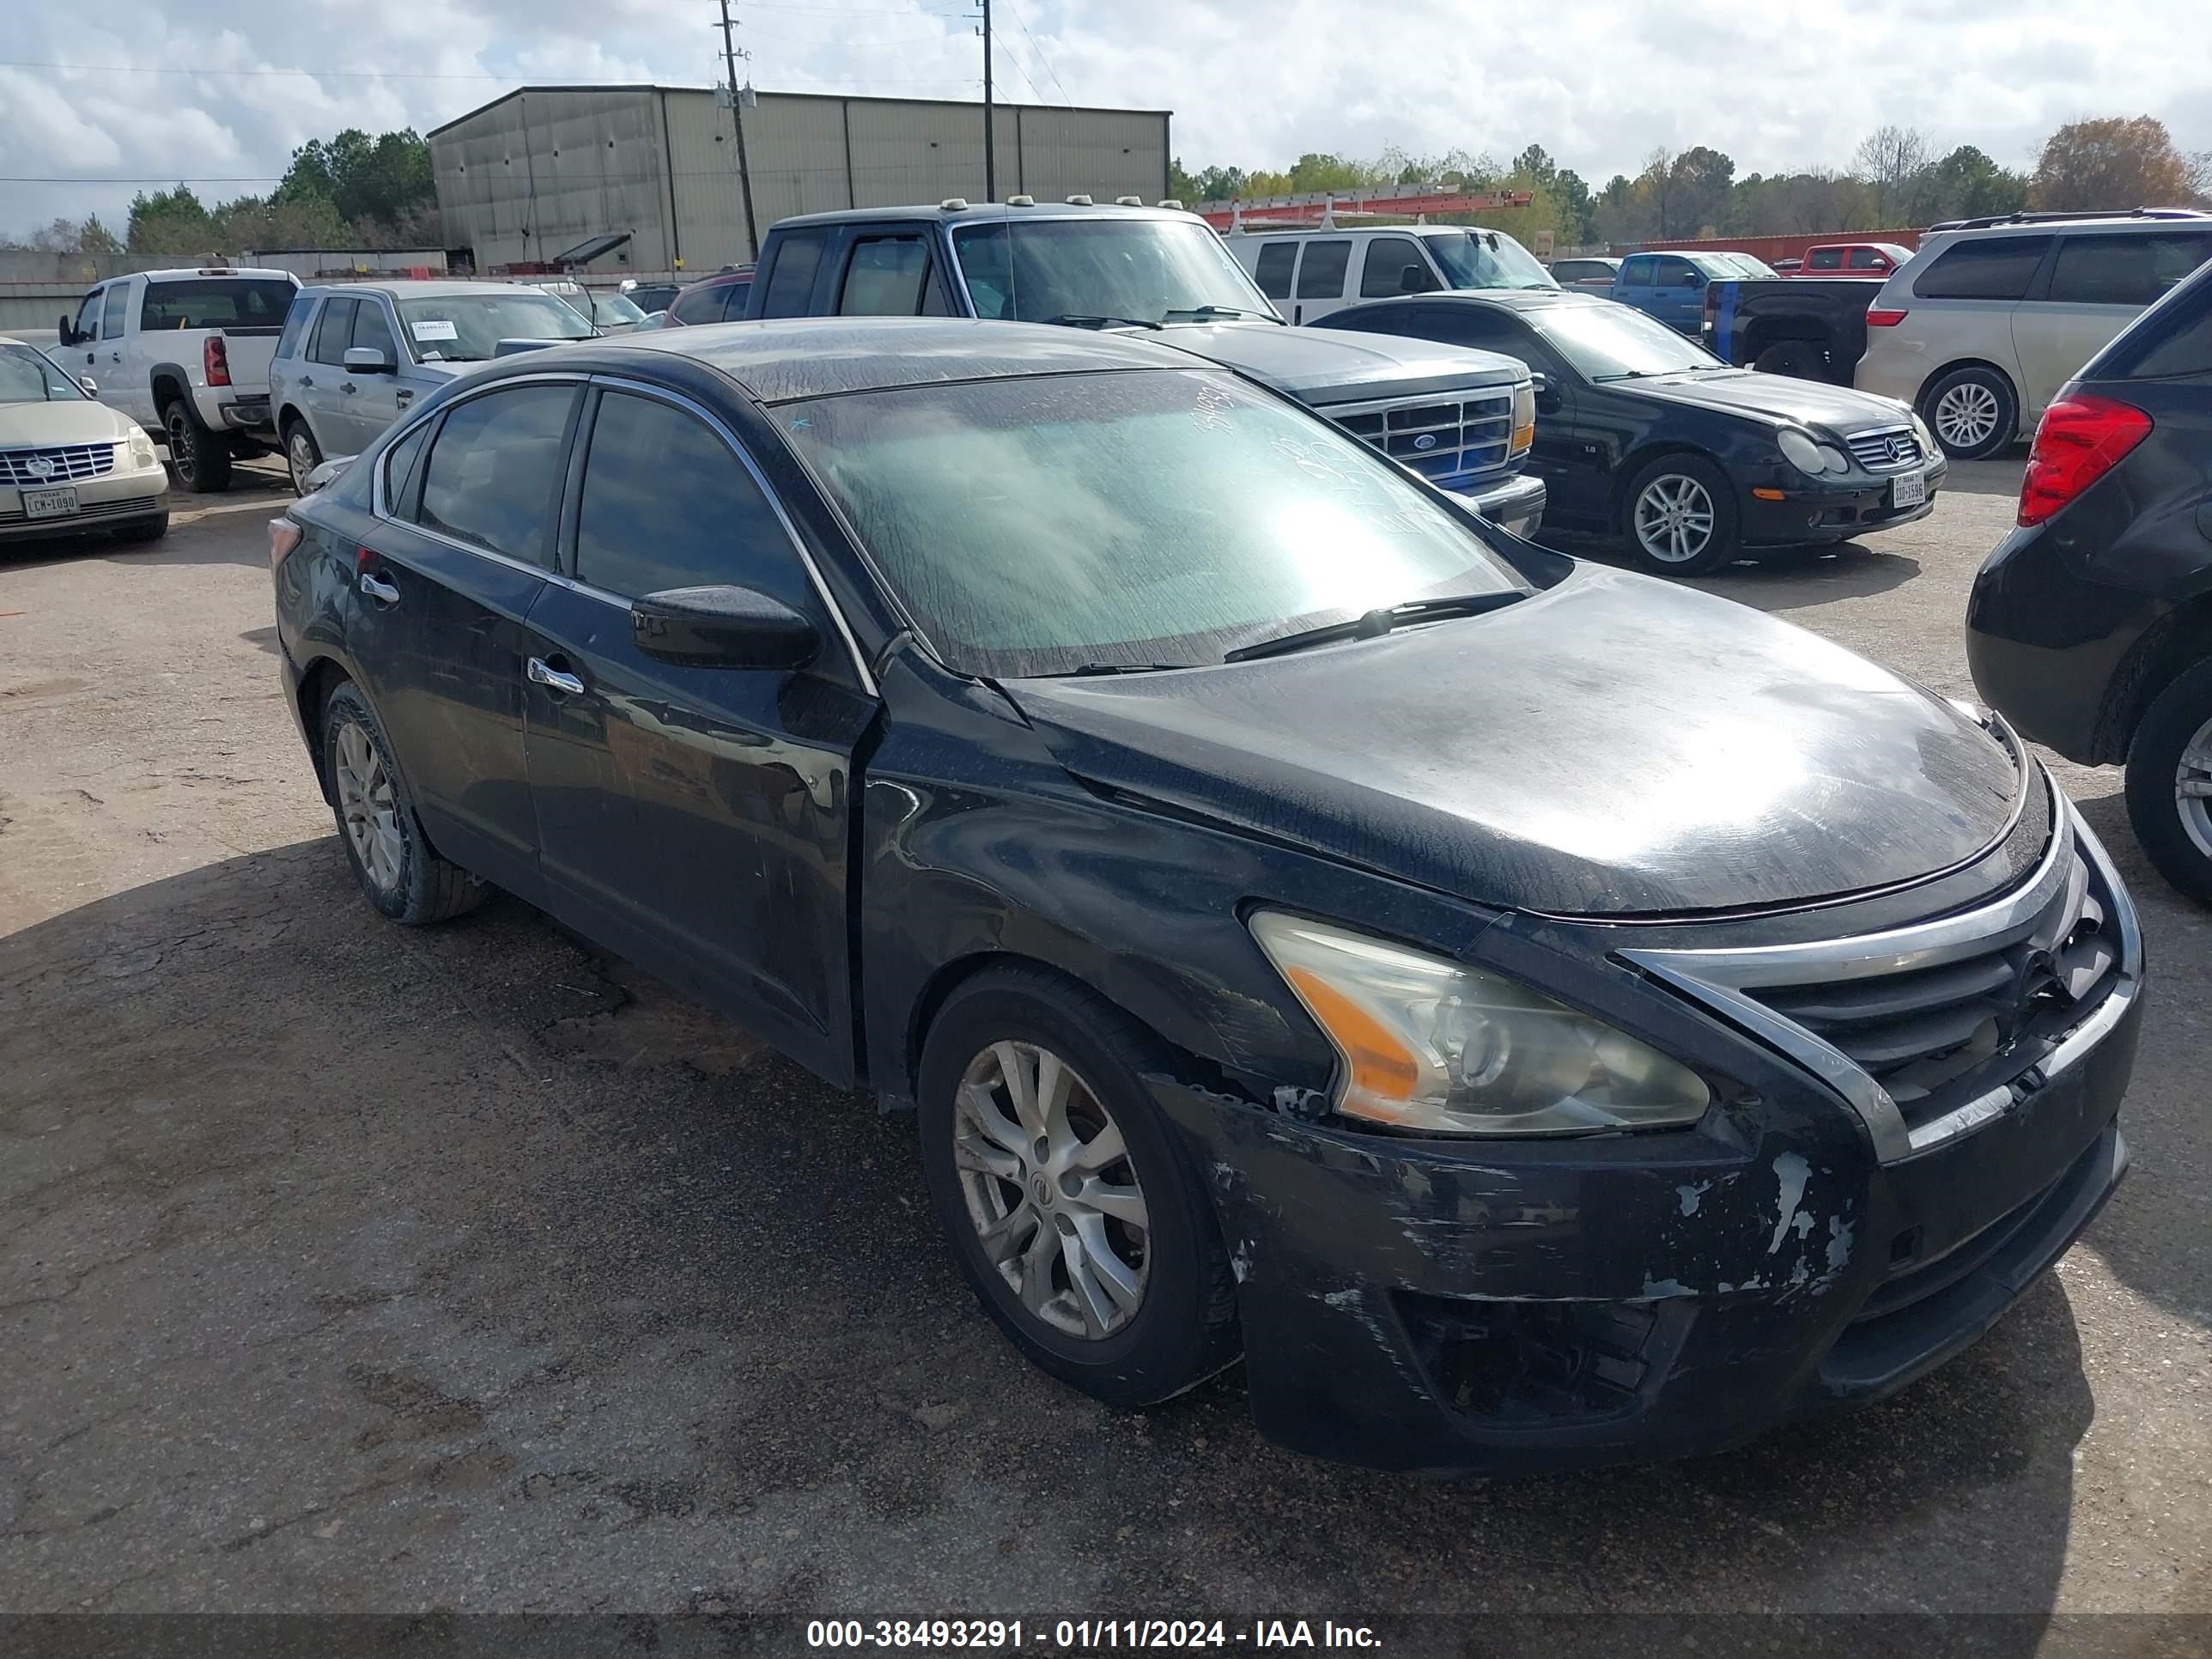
[429,85,1172,275]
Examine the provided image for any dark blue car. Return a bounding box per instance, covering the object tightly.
[269,319,2142,1474]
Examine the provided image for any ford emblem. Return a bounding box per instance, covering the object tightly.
[1412,433,1438,452]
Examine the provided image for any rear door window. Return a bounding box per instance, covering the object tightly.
[1360,236,1431,297]
[838,235,931,315]
[1296,240,1352,300]
[573,391,810,607]
[310,298,358,366]
[1252,242,1297,301]
[1807,247,1844,271]
[416,385,577,567]
[1914,235,2052,301]
[1618,258,1651,288]
[759,230,828,318]
[2048,232,2212,307]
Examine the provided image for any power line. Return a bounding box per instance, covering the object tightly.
[1,174,286,184]
[0,60,519,80]
[1002,0,1072,106]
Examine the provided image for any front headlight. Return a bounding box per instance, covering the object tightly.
[1778,428,1850,476]
[126,431,158,469]
[1249,912,1711,1136]
[1909,411,1937,459]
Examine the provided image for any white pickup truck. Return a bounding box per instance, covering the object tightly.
[54,267,301,492]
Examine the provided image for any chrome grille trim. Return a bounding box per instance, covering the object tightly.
[1325,389,1517,483]
[1844,424,1923,472]
[0,443,118,486]
[1620,780,2141,1164]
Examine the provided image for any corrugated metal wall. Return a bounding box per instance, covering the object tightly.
[433,88,1170,272]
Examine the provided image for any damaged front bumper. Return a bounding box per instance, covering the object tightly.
[1152,800,2142,1476]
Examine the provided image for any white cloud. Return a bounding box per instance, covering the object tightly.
[3,0,2206,235]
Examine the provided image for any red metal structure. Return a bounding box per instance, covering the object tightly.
[1197,185,1534,231]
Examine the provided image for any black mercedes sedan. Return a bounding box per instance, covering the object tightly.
[1316,291,1947,575]
[270,319,2139,1474]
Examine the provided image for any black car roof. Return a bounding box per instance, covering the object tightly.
[527,317,1206,402]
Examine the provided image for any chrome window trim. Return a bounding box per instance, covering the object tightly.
[1620,784,2142,1164]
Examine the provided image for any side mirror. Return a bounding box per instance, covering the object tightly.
[78,376,98,397]
[343,346,395,374]
[1531,371,1562,413]
[1400,263,1438,295]
[632,585,819,671]
[1685,271,1706,289]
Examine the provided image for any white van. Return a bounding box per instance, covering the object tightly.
[1227,225,1557,325]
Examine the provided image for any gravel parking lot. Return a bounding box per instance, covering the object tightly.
[2,461,2207,1649]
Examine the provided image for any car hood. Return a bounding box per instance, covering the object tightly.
[1148,320,1526,404]
[0,397,133,448]
[1003,566,2021,919]
[1624,369,1912,435]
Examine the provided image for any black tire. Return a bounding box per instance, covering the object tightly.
[1621,452,1742,576]
[283,416,322,496]
[319,679,487,925]
[163,400,233,494]
[1918,365,2017,460]
[916,965,1240,1407]
[111,510,168,544]
[1753,339,1825,380]
[2124,657,2212,902]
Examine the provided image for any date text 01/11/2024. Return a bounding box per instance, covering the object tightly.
[805,1619,1383,1650]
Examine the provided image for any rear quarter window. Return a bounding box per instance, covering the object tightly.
[276,295,317,361]
[1913,235,2051,301]
[1253,242,1297,301]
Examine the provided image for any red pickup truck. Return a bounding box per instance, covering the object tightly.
[1796,241,1914,276]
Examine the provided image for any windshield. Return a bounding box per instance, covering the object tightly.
[592,292,648,325]
[1530,303,1729,380]
[780,368,1525,677]
[951,218,1278,326]
[1425,230,1558,291]
[0,343,88,403]
[1705,252,1778,278]
[397,294,593,363]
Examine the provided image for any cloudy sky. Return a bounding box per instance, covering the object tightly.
[3,0,2207,235]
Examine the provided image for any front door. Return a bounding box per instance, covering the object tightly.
[1651,256,1705,335]
[331,297,405,453]
[96,283,143,422]
[522,382,870,1083]
[349,380,582,900]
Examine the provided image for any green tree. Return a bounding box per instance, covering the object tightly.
[1919,145,2028,222]
[126,186,219,253]
[1670,145,1736,236]
[1552,167,1595,242]
[277,127,435,227]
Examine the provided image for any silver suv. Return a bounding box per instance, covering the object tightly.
[269,281,595,493]
[1856,209,2212,459]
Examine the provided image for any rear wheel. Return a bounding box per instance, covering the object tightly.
[320,680,487,925]
[283,418,322,496]
[1919,366,2017,460]
[1753,339,1825,380]
[2124,659,2212,902]
[163,401,233,494]
[916,966,1239,1407]
[1624,453,1741,576]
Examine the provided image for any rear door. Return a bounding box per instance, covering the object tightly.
[1291,239,1352,324]
[521,380,871,1081]
[353,377,583,900]
[300,296,357,455]
[2016,229,2212,421]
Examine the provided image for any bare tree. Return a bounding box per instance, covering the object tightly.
[1854,125,1930,225]
[1638,146,1676,236]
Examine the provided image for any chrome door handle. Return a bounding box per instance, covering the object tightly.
[357,572,400,605]
[527,656,585,696]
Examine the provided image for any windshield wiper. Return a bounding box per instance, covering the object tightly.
[1162,305,1280,323]
[1059,661,1186,677]
[1223,592,1527,664]
[1040,313,1163,331]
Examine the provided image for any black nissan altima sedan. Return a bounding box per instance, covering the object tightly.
[1315,291,1948,575]
[270,318,2141,1474]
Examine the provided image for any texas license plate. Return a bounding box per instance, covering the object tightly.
[22,486,80,520]
[1891,471,1926,508]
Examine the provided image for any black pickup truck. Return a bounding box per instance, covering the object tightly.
[1701,276,1886,383]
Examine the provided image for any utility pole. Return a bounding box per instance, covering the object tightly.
[717,0,760,260]
[981,0,995,204]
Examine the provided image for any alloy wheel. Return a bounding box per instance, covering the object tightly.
[166,410,196,488]
[288,428,318,494]
[951,1040,1150,1340]
[2178,713,2212,860]
[1933,381,2001,451]
[333,719,405,893]
[1633,473,1717,565]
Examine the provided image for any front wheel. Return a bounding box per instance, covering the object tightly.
[2124,659,2212,902]
[163,401,233,494]
[916,966,1239,1407]
[112,510,168,544]
[320,680,487,925]
[1624,453,1741,576]
[1920,366,2017,460]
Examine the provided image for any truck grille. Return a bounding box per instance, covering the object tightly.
[1844,425,1923,471]
[1328,392,1516,485]
[0,443,118,487]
